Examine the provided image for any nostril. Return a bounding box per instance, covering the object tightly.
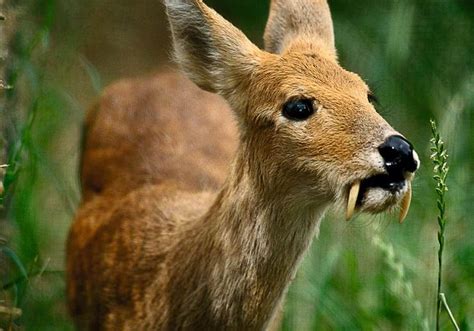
[378,135,417,174]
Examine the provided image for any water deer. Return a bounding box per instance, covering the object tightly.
[66,0,420,329]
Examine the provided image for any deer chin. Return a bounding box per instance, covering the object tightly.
[345,173,413,223]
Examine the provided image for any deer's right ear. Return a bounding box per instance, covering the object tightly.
[264,0,337,60]
[164,0,263,99]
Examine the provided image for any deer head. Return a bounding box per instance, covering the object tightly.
[164,0,419,222]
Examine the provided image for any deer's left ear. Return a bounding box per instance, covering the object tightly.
[165,0,264,99]
[264,0,337,60]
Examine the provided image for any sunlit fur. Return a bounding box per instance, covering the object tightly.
[67,0,415,330]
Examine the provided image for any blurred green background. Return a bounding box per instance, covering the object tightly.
[1,0,473,330]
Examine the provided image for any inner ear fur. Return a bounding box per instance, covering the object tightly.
[164,0,264,97]
[264,0,337,60]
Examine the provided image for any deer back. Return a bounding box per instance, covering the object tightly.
[80,70,237,203]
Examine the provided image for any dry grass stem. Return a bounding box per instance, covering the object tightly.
[0,306,22,318]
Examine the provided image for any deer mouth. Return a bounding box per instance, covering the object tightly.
[346,173,412,223]
[359,173,406,195]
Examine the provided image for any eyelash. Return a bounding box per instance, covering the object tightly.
[368,92,378,104]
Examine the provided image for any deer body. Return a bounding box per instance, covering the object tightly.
[67,1,419,330]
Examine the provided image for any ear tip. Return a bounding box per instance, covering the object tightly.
[263,0,336,56]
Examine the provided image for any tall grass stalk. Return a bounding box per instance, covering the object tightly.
[430,119,459,331]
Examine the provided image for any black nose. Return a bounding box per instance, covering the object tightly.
[378,135,418,174]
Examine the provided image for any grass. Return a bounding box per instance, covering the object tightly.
[1,1,75,329]
[430,119,459,331]
[1,0,473,330]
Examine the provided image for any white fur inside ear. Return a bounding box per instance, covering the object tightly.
[164,0,261,96]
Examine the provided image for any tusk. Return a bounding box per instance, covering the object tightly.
[399,181,412,224]
[346,181,360,221]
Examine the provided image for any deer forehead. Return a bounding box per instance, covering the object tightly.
[252,52,370,107]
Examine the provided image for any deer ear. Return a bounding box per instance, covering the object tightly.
[264,0,336,59]
[165,0,263,98]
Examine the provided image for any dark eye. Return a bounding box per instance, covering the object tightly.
[282,99,315,121]
[368,92,378,104]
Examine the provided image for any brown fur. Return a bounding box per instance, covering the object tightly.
[67,1,412,330]
[79,71,236,202]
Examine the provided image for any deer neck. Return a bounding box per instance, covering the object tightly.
[167,146,328,329]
